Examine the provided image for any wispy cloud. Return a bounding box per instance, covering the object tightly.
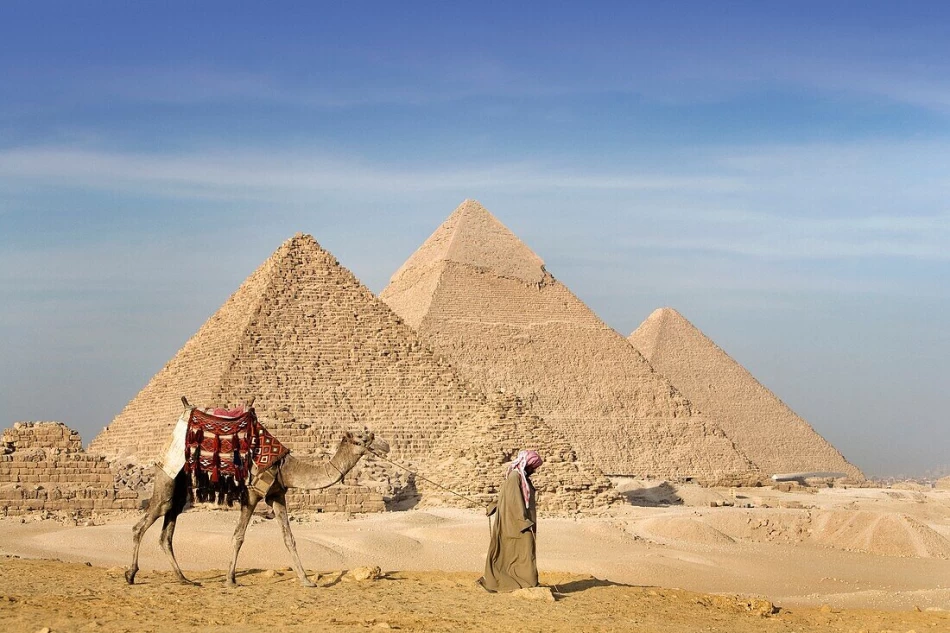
[0,146,744,199]
[2,140,948,266]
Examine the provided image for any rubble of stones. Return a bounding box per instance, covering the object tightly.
[0,422,142,516]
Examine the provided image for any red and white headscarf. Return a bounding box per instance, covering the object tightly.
[506,450,543,507]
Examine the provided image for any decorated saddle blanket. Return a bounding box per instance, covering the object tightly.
[157,405,289,506]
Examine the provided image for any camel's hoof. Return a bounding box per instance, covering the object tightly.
[125,569,136,585]
[226,579,238,588]
[300,580,317,588]
[178,577,201,587]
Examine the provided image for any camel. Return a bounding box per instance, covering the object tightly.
[126,396,388,587]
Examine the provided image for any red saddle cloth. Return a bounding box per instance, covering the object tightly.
[183,407,289,505]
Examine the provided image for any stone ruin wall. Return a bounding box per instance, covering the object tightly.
[389,262,756,480]
[0,422,141,516]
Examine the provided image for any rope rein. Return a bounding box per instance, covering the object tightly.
[365,446,485,508]
[336,392,484,509]
[364,446,494,538]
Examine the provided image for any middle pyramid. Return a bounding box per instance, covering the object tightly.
[381,200,757,479]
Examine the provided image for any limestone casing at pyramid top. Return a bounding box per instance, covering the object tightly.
[628,307,863,479]
[388,199,547,286]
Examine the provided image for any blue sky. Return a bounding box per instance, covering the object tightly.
[2,2,948,477]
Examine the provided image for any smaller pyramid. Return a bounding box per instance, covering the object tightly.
[628,308,862,479]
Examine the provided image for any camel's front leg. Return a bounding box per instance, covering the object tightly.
[272,492,316,587]
[126,469,178,585]
[126,502,165,585]
[227,491,261,586]
[160,513,198,585]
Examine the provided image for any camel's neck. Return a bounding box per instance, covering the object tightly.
[279,443,365,490]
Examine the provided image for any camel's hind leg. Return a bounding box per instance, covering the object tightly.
[126,469,182,585]
[226,490,261,586]
[272,492,316,587]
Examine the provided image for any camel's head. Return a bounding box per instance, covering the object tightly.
[342,427,390,456]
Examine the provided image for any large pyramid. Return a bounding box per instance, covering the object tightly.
[628,308,862,478]
[380,200,756,478]
[89,234,615,511]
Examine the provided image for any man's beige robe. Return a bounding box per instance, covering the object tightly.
[480,471,538,592]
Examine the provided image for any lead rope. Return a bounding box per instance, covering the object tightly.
[365,446,483,507]
[365,446,493,537]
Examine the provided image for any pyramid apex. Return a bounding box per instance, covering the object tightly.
[445,200,546,283]
[649,307,687,322]
[277,232,323,251]
[443,199,501,229]
[386,200,546,287]
[452,198,489,214]
[632,308,697,359]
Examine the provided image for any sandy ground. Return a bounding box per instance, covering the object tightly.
[1,483,948,632]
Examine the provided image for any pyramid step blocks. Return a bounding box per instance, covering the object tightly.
[629,308,862,479]
[90,233,614,513]
[381,200,756,479]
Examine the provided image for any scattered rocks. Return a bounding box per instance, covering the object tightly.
[347,565,383,581]
[511,586,555,602]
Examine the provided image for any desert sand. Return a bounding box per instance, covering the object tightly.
[2,482,948,632]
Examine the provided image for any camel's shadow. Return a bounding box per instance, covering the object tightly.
[386,473,422,511]
[618,481,683,507]
[550,578,632,594]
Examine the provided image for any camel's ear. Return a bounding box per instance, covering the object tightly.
[246,396,256,409]
[343,431,354,442]
[181,396,191,409]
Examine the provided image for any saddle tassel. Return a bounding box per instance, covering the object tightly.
[210,433,220,483]
[190,428,203,492]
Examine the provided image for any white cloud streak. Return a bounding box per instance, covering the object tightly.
[0,147,745,198]
[2,140,948,266]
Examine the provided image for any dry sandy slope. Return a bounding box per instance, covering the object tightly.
[1,485,949,631]
[1,558,946,633]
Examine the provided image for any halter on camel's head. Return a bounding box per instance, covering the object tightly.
[342,427,390,455]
